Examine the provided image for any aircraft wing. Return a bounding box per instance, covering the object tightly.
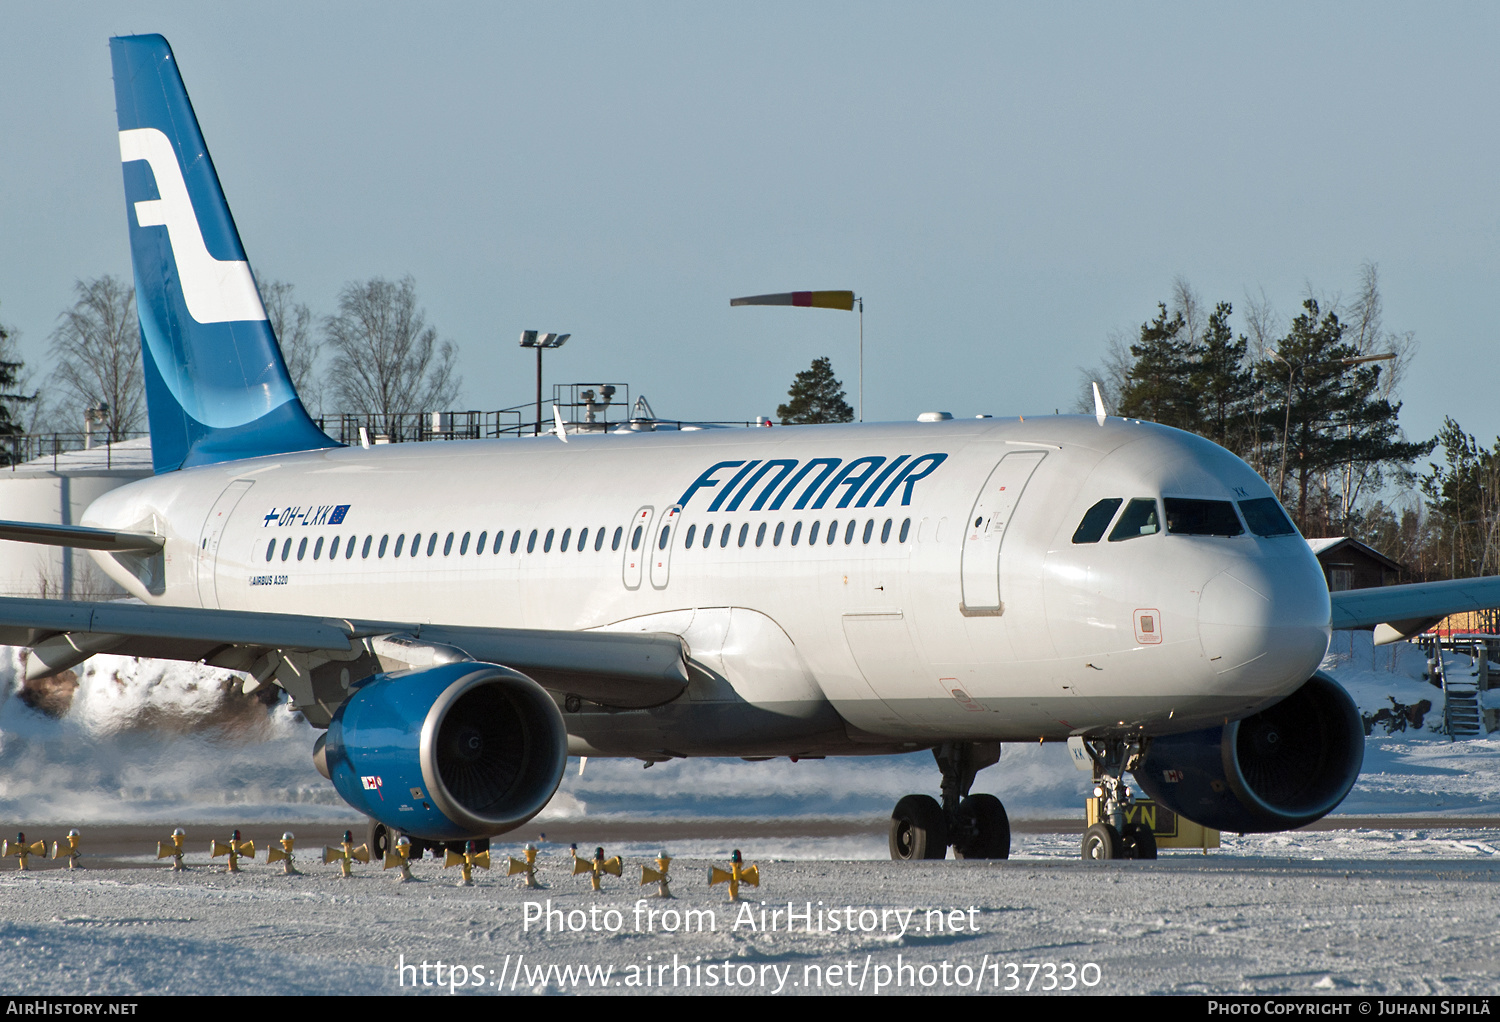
[0,596,689,709]
[1330,575,1500,644]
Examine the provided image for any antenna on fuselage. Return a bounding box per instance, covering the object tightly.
[1092,382,1108,427]
[552,404,569,443]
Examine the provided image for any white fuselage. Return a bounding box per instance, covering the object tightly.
[81,416,1332,758]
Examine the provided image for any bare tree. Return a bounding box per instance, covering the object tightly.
[322,277,458,430]
[47,276,144,438]
[259,279,321,413]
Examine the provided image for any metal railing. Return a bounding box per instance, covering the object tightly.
[1,430,151,471]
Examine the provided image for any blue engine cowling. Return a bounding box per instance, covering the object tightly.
[321,662,568,841]
[1134,672,1364,833]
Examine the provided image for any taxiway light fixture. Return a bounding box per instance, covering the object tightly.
[520,330,571,435]
[507,843,542,889]
[574,846,622,891]
[324,830,371,877]
[385,835,416,882]
[52,829,82,870]
[4,832,47,870]
[158,827,187,870]
[708,848,759,902]
[730,291,863,421]
[211,829,255,873]
[445,840,490,886]
[267,831,301,875]
[640,850,674,898]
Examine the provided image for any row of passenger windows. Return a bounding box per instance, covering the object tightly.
[263,516,915,563]
[1070,495,1297,545]
[265,526,627,563]
[675,518,912,550]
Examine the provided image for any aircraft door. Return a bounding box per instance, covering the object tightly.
[960,451,1046,613]
[649,505,682,590]
[196,479,254,608]
[621,506,655,590]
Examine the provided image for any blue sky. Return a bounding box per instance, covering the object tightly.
[3,3,1497,451]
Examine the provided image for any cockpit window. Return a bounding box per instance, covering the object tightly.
[1238,497,1298,537]
[1108,498,1160,541]
[1164,498,1244,537]
[1072,498,1123,544]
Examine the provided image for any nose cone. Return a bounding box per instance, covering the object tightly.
[1199,552,1330,698]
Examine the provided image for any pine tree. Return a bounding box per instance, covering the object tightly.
[0,304,35,452]
[777,357,853,424]
[1117,304,1196,429]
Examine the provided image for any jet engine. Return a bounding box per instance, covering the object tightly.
[1134,672,1364,833]
[317,662,568,841]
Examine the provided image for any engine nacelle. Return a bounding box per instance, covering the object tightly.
[1134,672,1364,833]
[321,662,568,841]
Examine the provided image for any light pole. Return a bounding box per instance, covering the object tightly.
[1270,349,1395,503]
[520,331,569,435]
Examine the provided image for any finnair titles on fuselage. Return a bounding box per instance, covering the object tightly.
[18,32,1489,862]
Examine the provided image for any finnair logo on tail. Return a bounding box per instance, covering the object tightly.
[118,127,267,325]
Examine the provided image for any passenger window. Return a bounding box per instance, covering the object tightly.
[756,522,767,547]
[544,529,555,553]
[809,521,821,545]
[658,526,670,550]
[900,518,911,542]
[1238,497,1298,538]
[511,531,522,554]
[862,520,874,544]
[527,529,538,553]
[738,523,749,547]
[475,531,485,554]
[427,533,439,556]
[577,527,588,551]
[1108,499,1161,541]
[630,526,642,551]
[443,532,455,555]
[790,521,801,545]
[773,522,784,546]
[314,537,324,560]
[1072,498,1123,544]
[561,528,572,552]
[411,533,422,556]
[881,519,892,543]
[297,537,307,560]
[379,535,389,557]
[265,539,275,562]
[394,535,406,557]
[611,526,622,551]
[845,520,857,544]
[497,531,508,554]
[362,536,372,558]
[684,524,697,548]
[347,536,357,558]
[720,525,731,548]
[594,527,606,551]
[1164,498,1244,537]
[460,532,471,555]
[702,524,714,548]
[826,520,837,545]
[281,538,291,561]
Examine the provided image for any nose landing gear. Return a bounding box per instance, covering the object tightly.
[888,742,1011,861]
[1074,735,1156,861]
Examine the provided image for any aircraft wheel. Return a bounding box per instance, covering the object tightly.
[367,819,391,859]
[952,794,1011,859]
[1082,822,1121,861]
[890,794,948,860]
[1121,822,1157,859]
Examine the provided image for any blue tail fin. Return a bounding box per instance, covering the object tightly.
[110,34,335,474]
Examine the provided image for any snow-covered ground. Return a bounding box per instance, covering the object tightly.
[2,637,1499,996]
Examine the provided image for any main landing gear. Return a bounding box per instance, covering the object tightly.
[1073,735,1156,861]
[889,742,1011,860]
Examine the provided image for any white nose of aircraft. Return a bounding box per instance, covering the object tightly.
[1197,546,1330,700]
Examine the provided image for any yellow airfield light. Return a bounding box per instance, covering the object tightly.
[708,849,760,902]
[52,829,82,870]
[266,832,301,875]
[640,850,674,899]
[506,843,542,889]
[210,830,254,873]
[574,846,623,891]
[3,832,47,870]
[157,827,187,870]
[444,841,490,886]
[323,830,371,877]
[384,835,416,882]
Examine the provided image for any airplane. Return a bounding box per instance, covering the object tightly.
[3,32,1496,862]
